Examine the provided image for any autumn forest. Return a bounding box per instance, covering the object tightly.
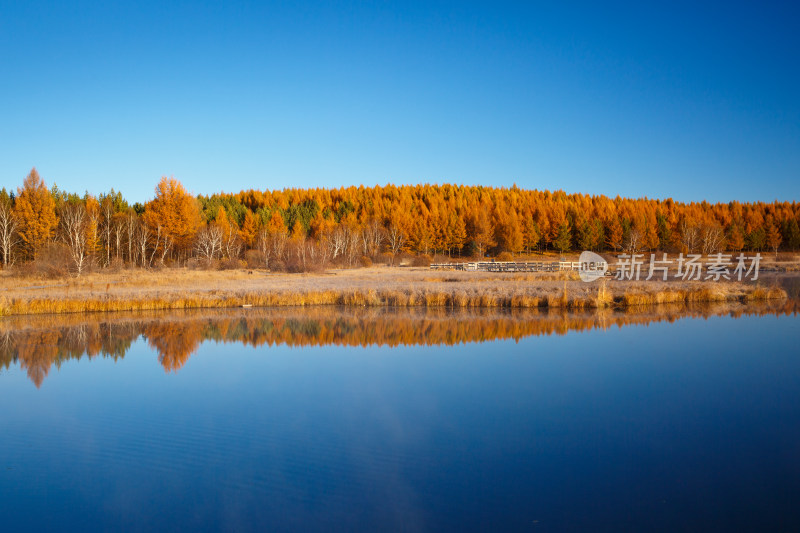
[1,168,797,276]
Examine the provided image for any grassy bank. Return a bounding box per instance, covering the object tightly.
[0,267,789,316]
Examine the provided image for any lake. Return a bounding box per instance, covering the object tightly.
[1,299,799,532]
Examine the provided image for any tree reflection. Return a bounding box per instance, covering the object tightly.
[143,322,204,372]
[0,299,795,387]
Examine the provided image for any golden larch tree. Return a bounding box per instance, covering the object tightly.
[239,210,259,248]
[84,195,101,258]
[14,168,58,259]
[214,205,233,236]
[765,216,782,257]
[266,209,286,235]
[143,177,201,255]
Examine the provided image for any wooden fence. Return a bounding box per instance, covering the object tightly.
[430,261,606,273]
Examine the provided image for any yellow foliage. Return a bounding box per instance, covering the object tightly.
[239,210,259,247]
[14,168,57,259]
[143,177,201,252]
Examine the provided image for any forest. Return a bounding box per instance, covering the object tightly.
[1,167,798,276]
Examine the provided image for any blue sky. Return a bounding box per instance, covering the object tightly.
[1,1,798,203]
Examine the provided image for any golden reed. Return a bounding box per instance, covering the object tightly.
[0,284,787,316]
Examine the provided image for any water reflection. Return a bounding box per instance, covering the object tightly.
[1,299,796,387]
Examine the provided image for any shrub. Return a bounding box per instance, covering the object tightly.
[496,251,514,262]
[374,253,393,265]
[219,258,246,270]
[270,259,287,273]
[411,255,432,267]
[32,243,73,278]
[244,250,262,269]
[359,255,373,268]
[196,258,219,270]
[107,257,126,272]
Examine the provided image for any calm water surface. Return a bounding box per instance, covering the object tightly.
[1,303,799,532]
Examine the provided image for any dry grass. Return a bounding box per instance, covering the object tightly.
[620,284,784,307]
[593,280,614,308]
[743,286,787,301]
[0,266,790,316]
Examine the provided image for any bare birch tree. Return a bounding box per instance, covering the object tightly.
[362,219,385,258]
[100,197,114,266]
[126,212,138,264]
[701,224,725,255]
[60,203,89,276]
[256,228,288,270]
[112,214,125,260]
[196,225,223,261]
[136,224,150,268]
[679,219,700,254]
[0,201,19,268]
[624,228,643,255]
[387,223,406,266]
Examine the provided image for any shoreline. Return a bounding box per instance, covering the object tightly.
[0,267,791,316]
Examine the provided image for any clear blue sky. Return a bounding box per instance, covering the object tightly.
[1,1,798,204]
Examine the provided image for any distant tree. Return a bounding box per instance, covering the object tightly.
[678,217,700,253]
[0,199,19,267]
[577,219,600,252]
[289,219,305,242]
[410,217,434,257]
[387,222,407,266]
[215,206,241,260]
[495,212,523,256]
[624,228,644,254]
[727,224,745,252]
[746,228,766,251]
[84,195,101,260]
[604,216,623,252]
[782,218,800,251]
[466,209,495,258]
[60,203,90,276]
[255,209,288,269]
[359,219,384,258]
[238,210,259,249]
[523,217,541,255]
[447,213,468,256]
[14,168,58,259]
[99,195,115,266]
[643,217,660,251]
[256,227,287,270]
[701,224,725,255]
[766,217,782,258]
[656,212,672,250]
[552,220,572,254]
[195,225,223,261]
[266,209,286,235]
[142,177,201,258]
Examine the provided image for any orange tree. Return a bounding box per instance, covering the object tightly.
[142,177,201,259]
[14,168,58,260]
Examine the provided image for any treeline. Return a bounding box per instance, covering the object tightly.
[1,167,798,275]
